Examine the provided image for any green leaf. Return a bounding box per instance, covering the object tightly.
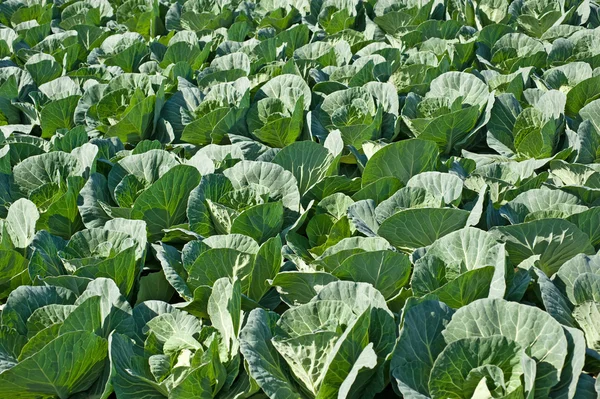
[406,171,463,205]
[41,95,80,139]
[74,246,138,297]
[207,277,241,355]
[109,333,165,399]
[444,298,569,399]
[513,107,558,159]
[378,208,470,251]
[271,271,339,307]
[71,278,134,337]
[532,267,576,327]
[347,200,379,237]
[2,285,76,336]
[491,219,595,276]
[5,198,39,248]
[36,176,86,239]
[566,75,600,118]
[579,99,600,138]
[314,237,391,272]
[239,309,305,399]
[132,164,201,241]
[429,336,535,399]
[551,326,587,399]
[0,331,107,398]
[391,300,454,398]
[152,242,191,301]
[0,249,29,299]
[231,202,283,244]
[25,54,62,85]
[362,139,439,186]
[273,141,336,196]
[170,340,227,398]
[248,235,282,302]
[412,227,507,301]
[554,253,600,304]
[351,177,403,205]
[223,161,301,220]
[500,188,582,224]
[135,271,175,304]
[251,96,305,148]
[187,248,254,292]
[13,151,83,196]
[333,250,411,300]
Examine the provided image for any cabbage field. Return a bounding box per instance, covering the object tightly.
[1,0,600,398]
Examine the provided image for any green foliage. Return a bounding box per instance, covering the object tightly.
[0,0,600,398]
